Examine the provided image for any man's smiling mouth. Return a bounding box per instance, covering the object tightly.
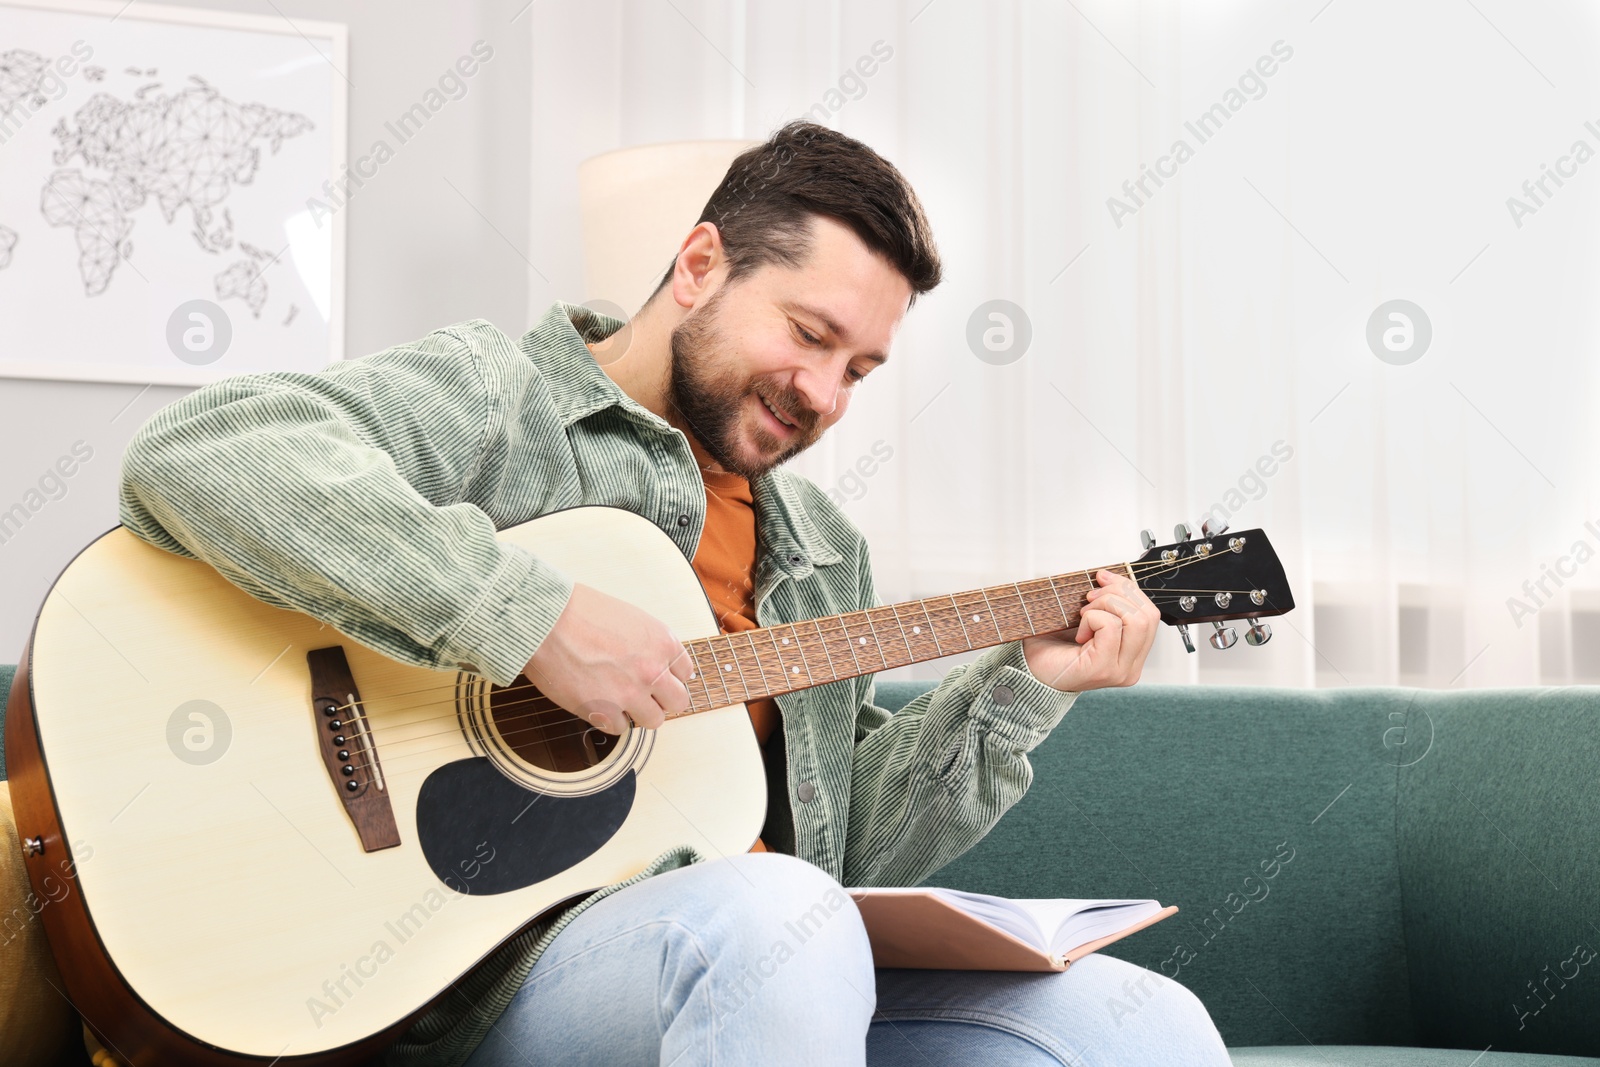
[758,392,797,429]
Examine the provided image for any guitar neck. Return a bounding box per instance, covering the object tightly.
[674,562,1133,715]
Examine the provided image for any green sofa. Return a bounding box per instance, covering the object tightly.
[5,661,1598,1065]
[876,679,1600,1066]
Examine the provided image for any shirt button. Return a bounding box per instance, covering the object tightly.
[677,514,691,527]
[796,782,817,803]
[789,553,805,566]
[990,684,1016,706]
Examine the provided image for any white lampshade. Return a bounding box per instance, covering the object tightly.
[576,139,760,318]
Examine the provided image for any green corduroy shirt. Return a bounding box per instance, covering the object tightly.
[117,300,1078,1065]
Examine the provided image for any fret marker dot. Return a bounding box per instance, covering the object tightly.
[723,664,732,672]
[913,626,922,634]
[858,637,868,645]
[781,637,790,645]
[972,614,981,623]
[791,666,800,674]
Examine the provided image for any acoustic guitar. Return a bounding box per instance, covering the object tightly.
[6,507,1292,1064]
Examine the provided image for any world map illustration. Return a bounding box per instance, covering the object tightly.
[0,47,313,321]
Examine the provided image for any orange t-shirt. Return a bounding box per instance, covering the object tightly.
[686,439,779,852]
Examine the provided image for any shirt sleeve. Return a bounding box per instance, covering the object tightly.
[841,538,1077,887]
[117,322,574,687]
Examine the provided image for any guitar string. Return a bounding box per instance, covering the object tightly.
[330,559,1254,777]
[337,579,1271,780]
[331,576,1122,776]
[331,609,1059,776]
[330,584,1263,772]
[321,552,1244,768]
[326,549,1231,720]
[326,563,1235,743]
[326,572,1103,723]
[320,569,1136,713]
[344,585,1267,777]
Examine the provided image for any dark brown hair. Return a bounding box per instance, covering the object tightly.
[653,121,942,307]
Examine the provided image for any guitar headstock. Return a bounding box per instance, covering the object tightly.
[1132,521,1294,652]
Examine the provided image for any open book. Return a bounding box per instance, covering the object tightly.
[848,887,1177,972]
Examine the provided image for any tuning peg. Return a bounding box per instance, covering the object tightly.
[1176,623,1196,653]
[1201,516,1228,538]
[1245,618,1272,646]
[1140,529,1156,550]
[1209,621,1238,650]
[1174,523,1193,542]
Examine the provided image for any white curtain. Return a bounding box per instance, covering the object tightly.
[528,0,1600,688]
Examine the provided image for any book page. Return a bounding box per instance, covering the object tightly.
[904,890,1164,958]
[1015,899,1165,958]
[926,888,1047,950]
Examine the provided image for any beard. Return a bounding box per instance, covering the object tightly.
[668,287,825,480]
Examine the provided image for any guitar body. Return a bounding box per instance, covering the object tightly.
[6,506,766,1064]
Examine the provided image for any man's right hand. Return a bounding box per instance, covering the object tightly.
[523,583,694,735]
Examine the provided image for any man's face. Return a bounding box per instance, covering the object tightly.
[669,215,913,480]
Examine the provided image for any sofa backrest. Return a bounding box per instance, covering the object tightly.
[875,680,1600,1057]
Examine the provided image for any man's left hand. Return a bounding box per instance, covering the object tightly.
[1022,569,1161,693]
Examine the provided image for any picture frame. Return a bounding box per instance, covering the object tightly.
[0,0,347,386]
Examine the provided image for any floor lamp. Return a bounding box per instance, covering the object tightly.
[576,139,759,321]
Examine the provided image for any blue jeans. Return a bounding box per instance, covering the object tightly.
[463,853,1230,1066]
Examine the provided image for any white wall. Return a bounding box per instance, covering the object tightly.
[8,0,1599,691]
[524,0,1600,689]
[0,0,533,663]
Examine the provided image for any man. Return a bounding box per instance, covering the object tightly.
[119,121,1229,1065]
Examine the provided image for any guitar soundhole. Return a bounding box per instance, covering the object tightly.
[489,675,618,772]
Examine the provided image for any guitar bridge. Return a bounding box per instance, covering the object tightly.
[308,646,400,852]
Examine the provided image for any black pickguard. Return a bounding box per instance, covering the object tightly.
[416,757,635,895]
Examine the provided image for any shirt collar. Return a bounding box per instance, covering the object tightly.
[521,300,843,569]
[519,300,666,430]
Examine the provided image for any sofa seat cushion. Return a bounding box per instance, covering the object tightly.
[1233,1047,1600,1066]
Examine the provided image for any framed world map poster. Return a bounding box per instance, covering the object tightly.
[0,0,346,385]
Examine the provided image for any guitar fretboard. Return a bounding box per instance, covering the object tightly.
[675,565,1130,715]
